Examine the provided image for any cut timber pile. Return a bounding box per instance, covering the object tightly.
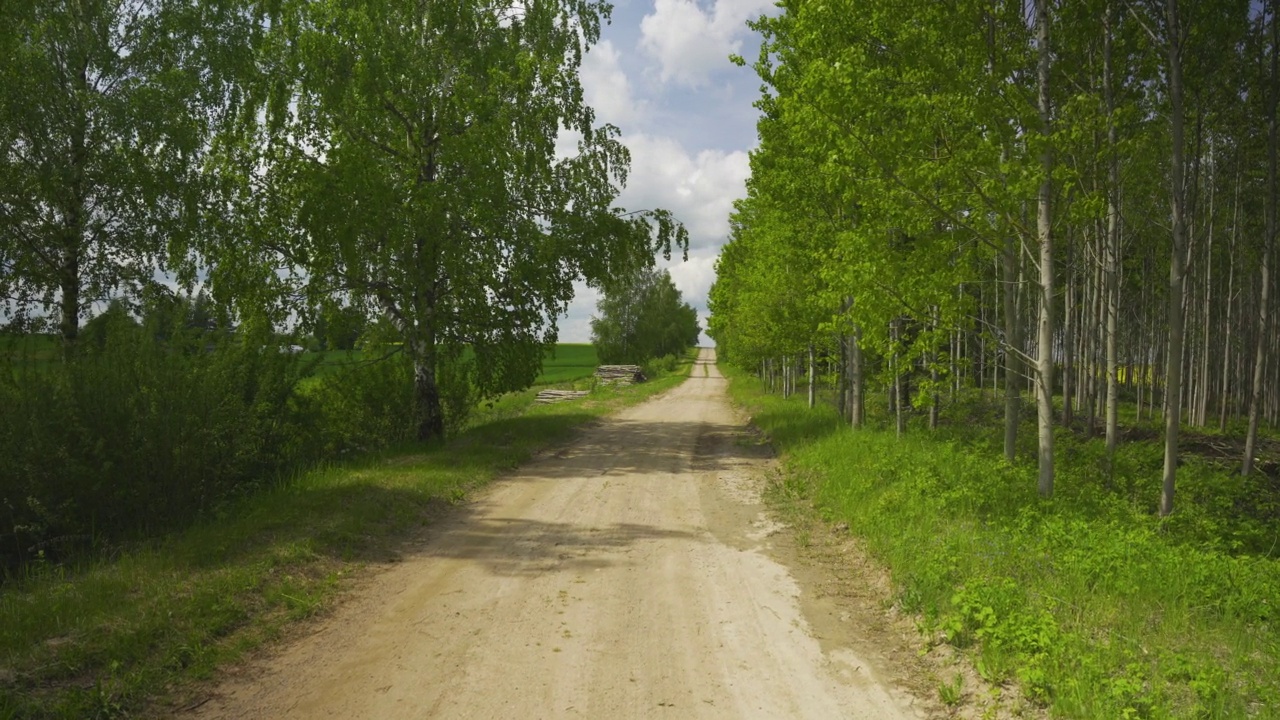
[534,389,589,404]
[595,365,646,385]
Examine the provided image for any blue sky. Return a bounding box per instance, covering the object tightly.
[557,0,777,345]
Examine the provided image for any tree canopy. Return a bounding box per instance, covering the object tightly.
[712,0,1273,514]
[196,0,686,440]
[0,0,241,355]
[591,267,700,365]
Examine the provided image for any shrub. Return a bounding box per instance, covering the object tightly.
[300,353,415,457]
[0,326,310,570]
[641,353,679,377]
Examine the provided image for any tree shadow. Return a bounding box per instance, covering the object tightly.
[409,516,704,577]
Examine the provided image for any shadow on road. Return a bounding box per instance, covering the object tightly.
[411,517,703,577]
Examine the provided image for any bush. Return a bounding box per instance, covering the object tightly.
[641,353,680,377]
[0,323,532,573]
[300,353,416,456]
[0,325,311,570]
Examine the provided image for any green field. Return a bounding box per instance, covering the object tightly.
[532,343,600,384]
[285,343,600,385]
[3,337,602,387]
[0,334,59,362]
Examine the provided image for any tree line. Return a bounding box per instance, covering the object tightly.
[0,0,685,442]
[591,267,701,367]
[709,0,1280,515]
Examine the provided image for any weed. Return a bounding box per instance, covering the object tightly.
[939,673,964,707]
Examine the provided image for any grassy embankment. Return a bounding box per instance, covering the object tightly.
[0,346,691,719]
[727,366,1279,719]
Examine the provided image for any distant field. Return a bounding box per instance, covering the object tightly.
[535,343,599,384]
[304,343,600,385]
[2,337,600,386]
[0,334,59,362]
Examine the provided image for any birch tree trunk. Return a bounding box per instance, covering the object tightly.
[893,320,905,437]
[1062,245,1075,428]
[1035,0,1056,497]
[1003,235,1021,462]
[1245,0,1277,476]
[850,326,864,428]
[1161,0,1188,516]
[378,292,445,441]
[808,344,816,409]
[1104,0,1121,459]
[930,308,940,430]
[1197,160,1215,428]
[1220,178,1239,431]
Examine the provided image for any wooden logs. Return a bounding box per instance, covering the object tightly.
[595,365,646,385]
[534,389,590,404]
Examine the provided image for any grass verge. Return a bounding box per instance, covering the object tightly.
[0,361,693,719]
[726,366,1280,720]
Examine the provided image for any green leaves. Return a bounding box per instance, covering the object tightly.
[591,267,700,365]
[197,0,686,439]
[0,0,224,341]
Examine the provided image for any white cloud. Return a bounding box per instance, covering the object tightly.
[555,134,746,344]
[616,133,749,251]
[554,2,766,346]
[580,40,647,129]
[638,0,775,87]
[558,283,601,344]
[662,248,718,310]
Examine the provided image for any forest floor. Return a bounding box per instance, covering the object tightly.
[177,349,969,719]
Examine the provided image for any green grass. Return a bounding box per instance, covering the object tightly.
[5,337,602,387]
[0,335,59,376]
[729,368,1280,720]
[0,357,692,719]
[302,343,600,385]
[532,343,600,384]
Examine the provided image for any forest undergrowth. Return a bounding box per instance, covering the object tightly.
[728,367,1280,719]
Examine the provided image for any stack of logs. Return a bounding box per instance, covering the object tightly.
[534,365,646,403]
[595,364,646,385]
[534,389,590,404]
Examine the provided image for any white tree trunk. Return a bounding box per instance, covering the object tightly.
[1035,0,1055,497]
[1161,0,1188,515]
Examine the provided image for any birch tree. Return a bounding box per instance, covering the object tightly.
[211,0,686,440]
[0,0,237,355]
[1245,0,1278,477]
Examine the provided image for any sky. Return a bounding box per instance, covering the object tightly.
[5,1,771,341]
[556,0,777,345]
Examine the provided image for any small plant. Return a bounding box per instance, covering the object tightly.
[938,673,964,707]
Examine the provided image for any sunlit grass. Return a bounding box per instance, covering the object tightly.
[729,367,1280,719]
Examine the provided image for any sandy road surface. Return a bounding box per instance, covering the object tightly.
[188,349,928,719]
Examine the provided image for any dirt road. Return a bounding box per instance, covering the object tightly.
[189,349,929,719]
